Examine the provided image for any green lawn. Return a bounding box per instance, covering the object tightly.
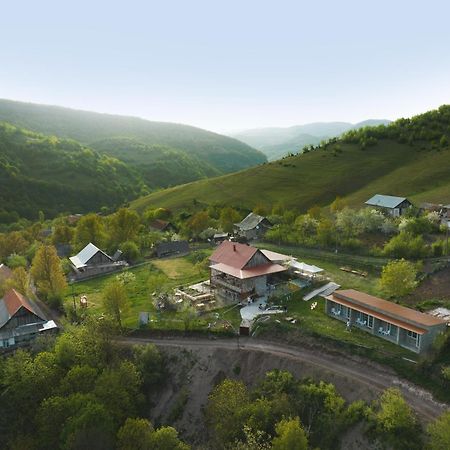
[259,242,384,296]
[262,292,412,358]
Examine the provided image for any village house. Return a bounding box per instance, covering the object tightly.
[365,194,413,217]
[325,289,447,353]
[234,212,272,240]
[149,219,177,233]
[209,241,286,302]
[0,289,57,349]
[155,240,189,258]
[69,242,127,280]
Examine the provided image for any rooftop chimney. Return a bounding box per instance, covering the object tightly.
[233,244,236,251]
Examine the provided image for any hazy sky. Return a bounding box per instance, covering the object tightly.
[1,0,449,132]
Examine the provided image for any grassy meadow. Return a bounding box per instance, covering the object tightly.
[132,139,450,214]
[64,255,241,331]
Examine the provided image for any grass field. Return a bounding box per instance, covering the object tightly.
[64,255,240,330]
[131,139,450,214]
[260,242,384,296]
[259,292,413,358]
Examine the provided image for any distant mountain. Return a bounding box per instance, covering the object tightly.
[0,122,144,223]
[132,106,449,213]
[0,99,266,188]
[230,119,391,160]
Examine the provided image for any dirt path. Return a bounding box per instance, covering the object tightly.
[120,336,449,422]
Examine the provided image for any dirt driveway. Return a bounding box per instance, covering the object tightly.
[120,336,449,422]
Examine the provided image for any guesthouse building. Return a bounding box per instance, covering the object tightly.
[325,289,447,353]
[209,241,286,302]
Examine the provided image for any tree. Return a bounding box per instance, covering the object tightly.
[108,208,141,247]
[374,388,421,450]
[31,245,67,305]
[52,223,74,245]
[73,214,106,250]
[150,426,190,450]
[206,379,250,444]
[93,361,143,426]
[6,253,27,269]
[186,211,210,237]
[428,411,450,450]
[219,207,241,233]
[132,344,166,396]
[272,417,308,450]
[382,231,429,259]
[330,196,346,213]
[102,280,129,331]
[0,231,28,259]
[117,418,154,450]
[119,240,140,261]
[0,267,30,297]
[380,259,418,298]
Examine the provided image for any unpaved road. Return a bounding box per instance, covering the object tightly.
[120,336,449,422]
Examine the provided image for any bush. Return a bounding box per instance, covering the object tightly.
[382,232,429,259]
[119,241,140,261]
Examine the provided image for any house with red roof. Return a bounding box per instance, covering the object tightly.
[0,289,57,350]
[209,241,286,302]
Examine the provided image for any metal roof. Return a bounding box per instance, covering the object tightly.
[235,213,270,231]
[290,260,324,273]
[210,241,260,269]
[0,289,47,329]
[261,249,294,263]
[365,194,408,209]
[210,262,286,279]
[330,289,446,329]
[69,243,112,269]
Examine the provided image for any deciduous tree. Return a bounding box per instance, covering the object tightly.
[272,417,308,450]
[102,280,129,331]
[428,411,450,450]
[31,245,67,305]
[380,259,417,298]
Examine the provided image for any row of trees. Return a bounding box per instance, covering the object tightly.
[265,202,447,259]
[206,370,450,450]
[0,320,188,450]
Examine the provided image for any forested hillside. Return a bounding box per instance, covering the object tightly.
[133,105,450,212]
[231,119,390,160]
[0,123,144,222]
[0,99,266,188]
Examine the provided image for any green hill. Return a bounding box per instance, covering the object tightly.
[0,122,144,222]
[132,105,450,213]
[231,120,391,160]
[0,99,266,188]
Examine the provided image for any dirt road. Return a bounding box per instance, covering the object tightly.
[120,336,449,422]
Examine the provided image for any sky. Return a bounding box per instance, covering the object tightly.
[0,0,449,133]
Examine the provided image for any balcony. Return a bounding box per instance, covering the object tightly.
[211,276,243,293]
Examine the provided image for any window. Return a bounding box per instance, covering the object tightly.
[357,312,373,328]
[407,330,420,348]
